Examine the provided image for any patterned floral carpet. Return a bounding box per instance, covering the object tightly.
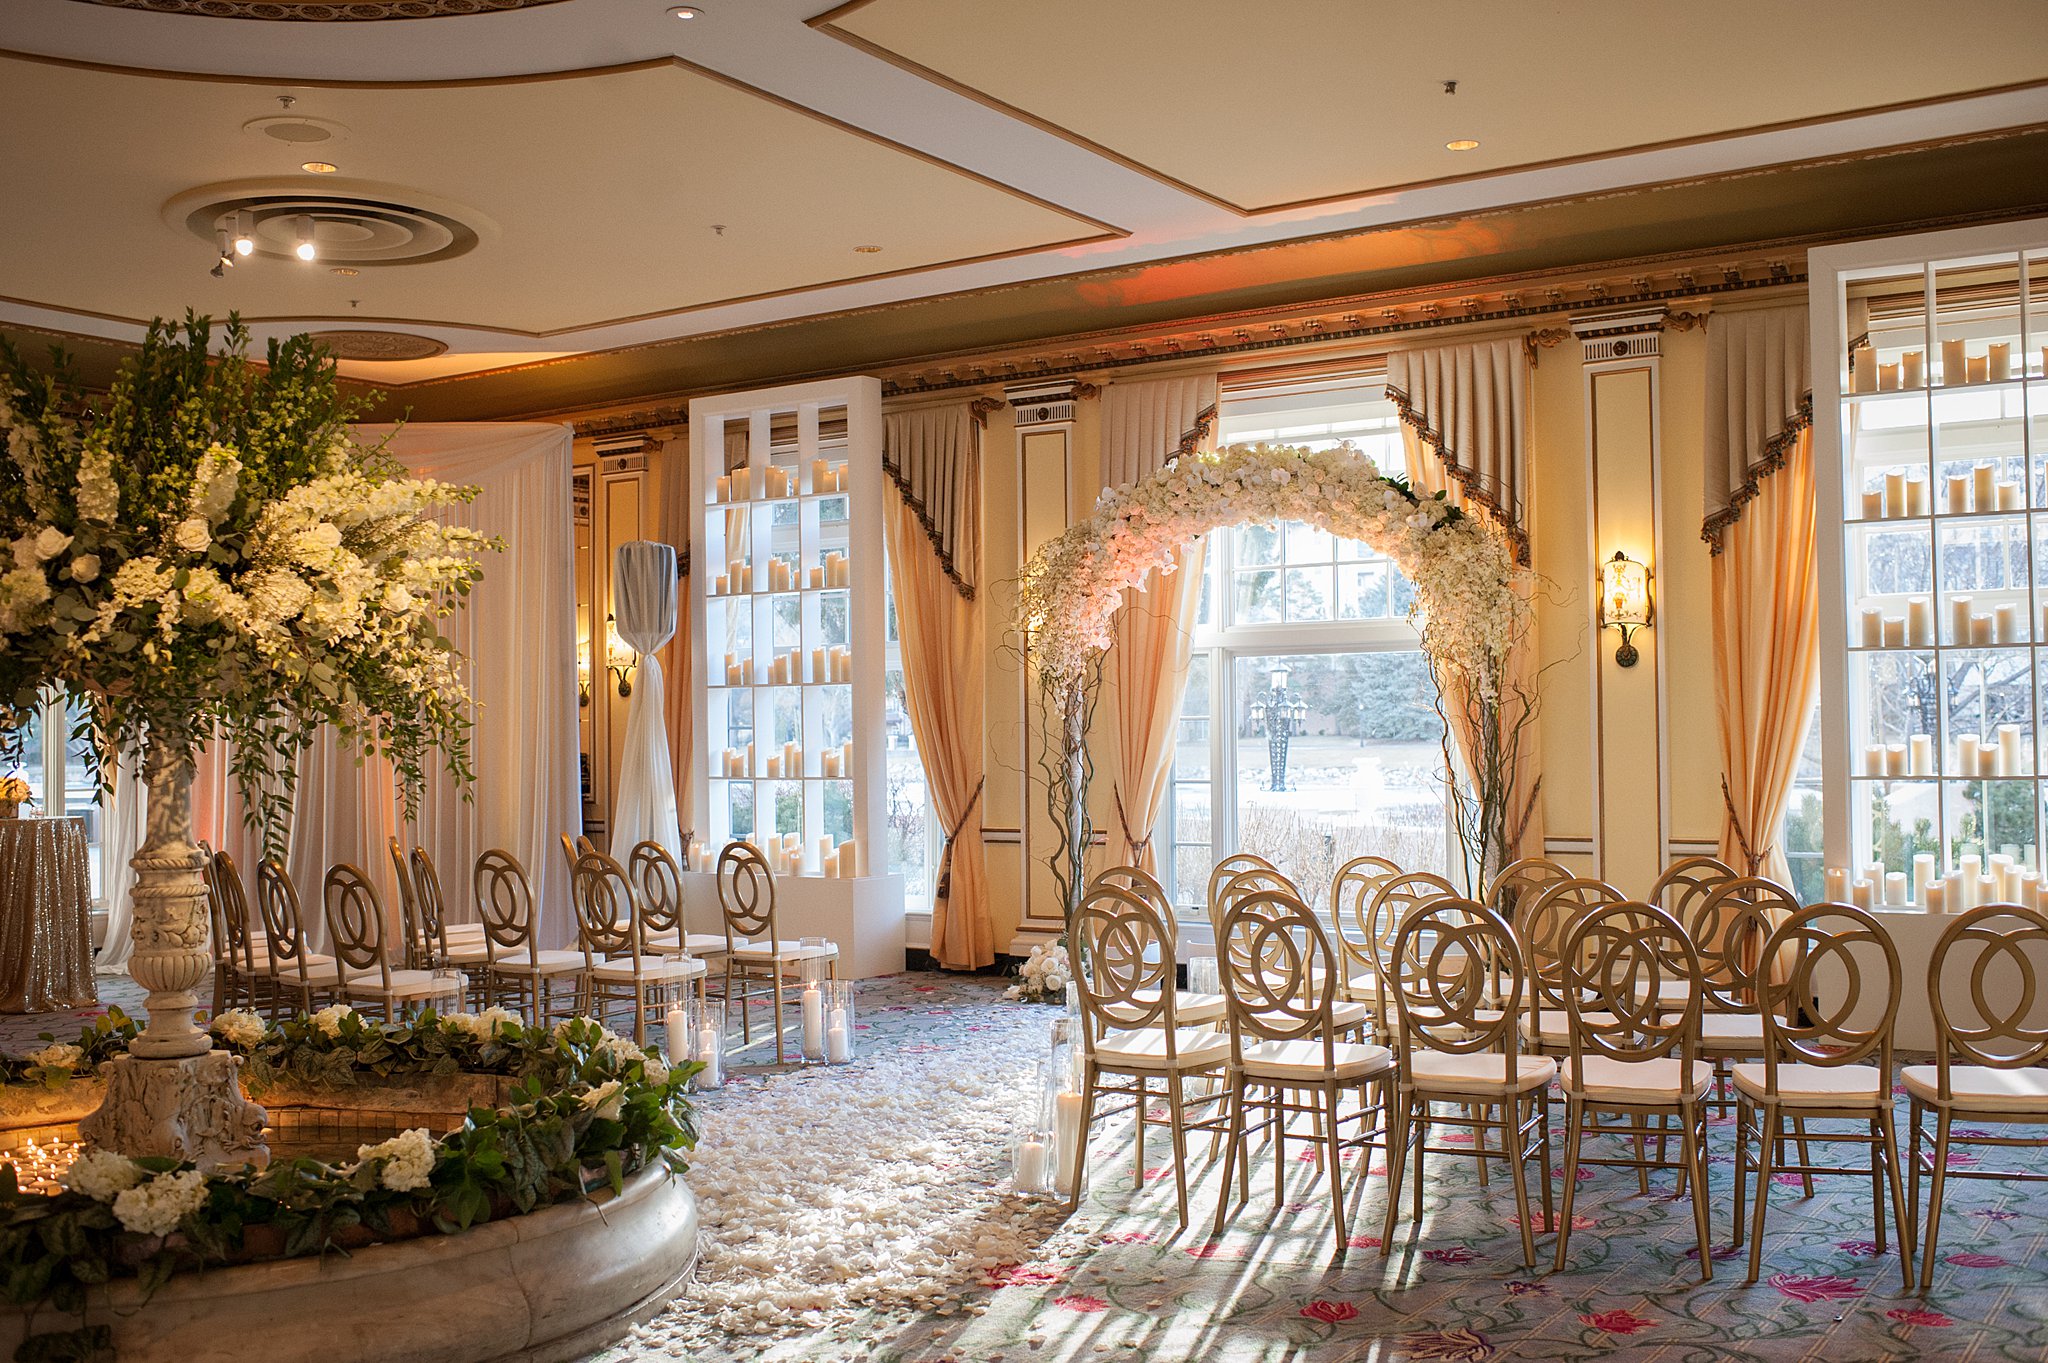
[12,973,2044,1362]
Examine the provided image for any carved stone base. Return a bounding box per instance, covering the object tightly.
[80,1051,269,1171]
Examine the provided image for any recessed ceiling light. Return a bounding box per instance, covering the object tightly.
[668,5,703,16]
[330,267,359,277]
[853,244,882,254]
[301,160,339,174]
[1445,139,1480,152]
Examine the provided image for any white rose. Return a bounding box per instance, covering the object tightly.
[62,1149,145,1203]
[32,527,71,561]
[67,554,100,583]
[578,1080,625,1121]
[208,1008,267,1048]
[173,517,210,555]
[26,1042,83,1071]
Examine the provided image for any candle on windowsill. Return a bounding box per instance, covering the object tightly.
[1885,743,1907,777]
[1902,350,1925,388]
[1974,462,1997,513]
[1947,472,1972,513]
[1881,616,1906,647]
[1884,871,1907,906]
[1981,744,2000,778]
[1878,361,1901,392]
[1999,480,2026,511]
[1997,602,2023,643]
[1851,878,1874,909]
[1825,867,1850,903]
[1969,355,1990,384]
[1942,339,1967,385]
[1913,853,1937,904]
[1999,724,2025,776]
[1860,488,1885,520]
[1957,734,1980,773]
[1907,597,1934,646]
[1851,342,1877,392]
[1926,880,1947,914]
[1970,613,1995,646]
[1909,733,1934,775]
[1906,473,1929,517]
[1951,595,1975,643]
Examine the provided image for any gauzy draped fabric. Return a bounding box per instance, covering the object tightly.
[883,404,982,598]
[94,747,143,971]
[884,474,991,970]
[1385,338,1531,563]
[195,423,580,950]
[611,540,681,865]
[1102,375,1217,873]
[653,440,695,835]
[1701,306,1811,552]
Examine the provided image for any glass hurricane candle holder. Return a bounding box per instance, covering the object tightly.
[824,980,855,1064]
[424,961,467,1018]
[1186,954,1220,997]
[1012,1125,1056,1197]
[689,996,726,1090]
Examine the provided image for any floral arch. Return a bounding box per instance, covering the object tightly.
[1017,441,1531,910]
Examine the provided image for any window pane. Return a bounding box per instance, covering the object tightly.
[1283,567,1331,622]
[1233,569,1282,624]
[883,664,931,910]
[1284,521,1332,563]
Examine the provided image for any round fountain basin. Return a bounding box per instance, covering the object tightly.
[0,1165,698,1363]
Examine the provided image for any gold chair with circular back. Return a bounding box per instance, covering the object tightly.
[1649,855,1739,927]
[255,856,340,1018]
[1484,855,1573,927]
[572,849,706,1045]
[1089,865,1220,1026]
[1518,877,1627,1058]
[409,846,492,979]
[322,862,443,1021]
[1381,897,1556,1267]
[1905,903,2048,1289]
[630,840,730,961]
[472,848,585,1025]
[1359,871,1464,1044]
[1731,902,1912,1289]
[716,841,837,1063]
[204,847,270,1014]
[1552,901,1714,1277]
[1330,855,1402,1005]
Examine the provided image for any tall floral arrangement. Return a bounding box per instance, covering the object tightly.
[1017,442,1531,908]
[0,313,490,851]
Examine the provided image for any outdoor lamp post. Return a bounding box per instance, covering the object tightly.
[1249,664,1308,792]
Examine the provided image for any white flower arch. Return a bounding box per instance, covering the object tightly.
[1018,442,1527,695]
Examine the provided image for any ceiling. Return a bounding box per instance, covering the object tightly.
[3,0,2046,414]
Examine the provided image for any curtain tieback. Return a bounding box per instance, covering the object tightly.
[934,778,985,901]
[1720,775,1768,876]
[1113,785,1150,861]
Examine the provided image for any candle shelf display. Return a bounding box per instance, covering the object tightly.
[1819,226,2048,911]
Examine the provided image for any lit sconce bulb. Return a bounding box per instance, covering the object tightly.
[232,210,255,256]
[293,214,317,262]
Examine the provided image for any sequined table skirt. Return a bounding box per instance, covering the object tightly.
[0,817,98,1013]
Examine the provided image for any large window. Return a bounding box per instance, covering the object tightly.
[1,695,110,902]
[882,583,937,913]
[1163,382,1457,923]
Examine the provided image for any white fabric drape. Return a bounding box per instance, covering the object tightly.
[94,748,143,971]
[1702,306,1812,551]
[1385,337,1530,562]
[194,423,580,950]
[883,404,981,597]
[1101,375,1218,488]
[611,540,680,864]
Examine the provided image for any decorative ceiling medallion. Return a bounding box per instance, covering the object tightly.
[306,330,449,361]
[69,0,568,20]
[168,181,486,267]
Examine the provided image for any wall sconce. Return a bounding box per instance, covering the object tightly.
[605,615,637,697]
[576,640,593,708]
[1599,549,1653,668]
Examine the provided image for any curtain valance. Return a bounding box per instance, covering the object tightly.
[1702,305,1812,553]
[1102,374,1218,488]
[882,403,981,599]
[1385,338,1530,563]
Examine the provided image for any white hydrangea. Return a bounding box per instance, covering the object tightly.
[477,1006,522,1037]
[61,1148,144,1202]
[112,1169,209,1236]
[440,1011,487,1040]
[26,1042,83,1071]
[209,1008,267,1048]
[578,1080,626,1121]
[355,1128,437,1193]
[74,444,118,522]
[310,1003,355,1038]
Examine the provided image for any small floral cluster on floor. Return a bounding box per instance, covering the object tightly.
[583,974,2048,1363]
[1004,943,1070,1003]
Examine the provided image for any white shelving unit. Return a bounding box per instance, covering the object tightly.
[687,377,904,977]
[1813,218,2048,912]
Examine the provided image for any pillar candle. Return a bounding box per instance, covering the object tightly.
[1862,743,1883,776]
[1860,488,1885,520]
[1974,462,1997,512]
[811,646,827,682]
[1878,361,1901,392]
[1909,733,1935,775]
[1884,468,1908,515]
[784,740,799,772]
[1908,596,1934,645]
[1926,880,1946,914]
[1969,354,1990,384]
[1971,613,1995,646]
[1942,338,1967,385]
[745,741,754,774]
[2000,480,2027,511]
[1979,873,2000,905]
[1883,871,1907,906]
[1905,473,1929,516]
[2040,601,2048,642]
[1913,853,1937,904]
[1851,878,1874,909]
[1999,723,2025,775]
[1902,350,1925,387]
[714,573,728,595]
[838,837,858,877]
[665,1005,689,1064]
[1825,867,1850,902]
[764,754,781,779]
[1946,869,1965,910]
[1851,342,1876,392]
[2042,346,2048,380]
[1881,615,1906,647]
[1996,602,2023,642]
[1951,595,1975,642]
[1946,472,1972,513]
[725,662,742,687]
[809,565,825,589]
[811,458,828,491]
[1886,743,1907,776]
[1958,734,1981,772]
[714,475,730,502]
[1982,744,2000,778]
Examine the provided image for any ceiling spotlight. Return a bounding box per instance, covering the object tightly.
[293,214,317,262]
[301,160,339,174]
[668,5,703,16]
[853,244,883,254]
[1445,139,1480,152]
[231,211,255,256]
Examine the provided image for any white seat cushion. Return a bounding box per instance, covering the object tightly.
[591,955,706,984]
[1241,1038,1393,1082]
[437,940,493,966]
[1699,1013,1767,1053]
[487,948,586,977]
[683,933,729,956]
[1406,1051,1556,1095]
[730,939,839,964]
[1902,1064,2048,1115]
[441,923,489,942]
[1565,1055,1712,1103]
[273,958,344,987]
[1096,1027,1229,1071]
[338,968,444,999]
[1732,1062,1885,1108]
[1522,1009,1621,1045]
[1131,989,1225,1026]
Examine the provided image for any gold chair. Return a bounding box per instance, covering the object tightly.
[388,837,432,971]
[1382,898,1556,1266]
[256,857,341,1018]
[1330,855,1402,1005]
[1518,877,1627,1060]
[1089,865,1221,1025]
[629,840,730,960]
[1068,882,1228,1227]
[1688,876,1799,1099]
[409,847,493,978]
[1732,902,1912,1289]
[1906,903,2048,1289]
[1649,855,1738,926]
[571,850,706,1046]
[1360,871,1466,1044]
[1211,886,1393,1253]
[207,848,275,1015]
[472,849,585,1026]
[1552,901,1714,1277]
[322,863,445,1021]
[716,842,837,1063]
[1484,855,1573,926]
[1205,852,1278,919]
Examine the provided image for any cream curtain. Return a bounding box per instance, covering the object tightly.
[195,423,581,949]
[882,403,991,969]
[1386,338,1531,562]
[652,438,695,836]
[1102,375,1218,872]
[1401,426,1545,873]
[1703,306,1818,883]
[94,748,143,971]
[610,540,681,864]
